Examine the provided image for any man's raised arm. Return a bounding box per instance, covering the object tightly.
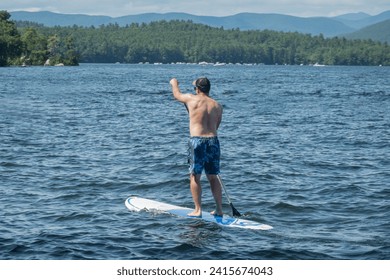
[170,78,191,104]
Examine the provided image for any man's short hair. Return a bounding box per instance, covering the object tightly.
[195,77,211,93]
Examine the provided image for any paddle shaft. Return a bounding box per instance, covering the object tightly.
[217,175,242,217]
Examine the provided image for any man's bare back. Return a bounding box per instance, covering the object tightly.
[170,78,222,137]
[186,95,222,137]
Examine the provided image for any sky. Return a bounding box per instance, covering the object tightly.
[1,0,390,18]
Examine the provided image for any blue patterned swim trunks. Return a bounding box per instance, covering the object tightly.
[188,136,220,175]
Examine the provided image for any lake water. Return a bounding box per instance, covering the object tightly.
[0,64,389,260]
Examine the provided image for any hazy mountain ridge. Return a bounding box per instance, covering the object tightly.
[9,10,390,40]
[334,10,390,29]
[345,19,390,43]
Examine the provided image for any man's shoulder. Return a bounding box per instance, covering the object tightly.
[189,94,220,107]
[211,98,222,108]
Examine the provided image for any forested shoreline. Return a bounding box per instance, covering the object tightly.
[1,11,78,66]
[2,10,390,66]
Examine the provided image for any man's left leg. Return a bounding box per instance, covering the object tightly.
[188,173,202,217]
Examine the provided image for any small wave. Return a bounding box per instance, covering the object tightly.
[250,248,335,260]
[272,201,316,213]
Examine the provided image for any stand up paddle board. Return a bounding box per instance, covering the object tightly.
[125,196,272,230]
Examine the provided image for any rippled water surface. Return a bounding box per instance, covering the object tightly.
[1,64,389,259]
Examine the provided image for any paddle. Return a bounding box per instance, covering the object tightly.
[217,175,242,217]
[182,103,242,217]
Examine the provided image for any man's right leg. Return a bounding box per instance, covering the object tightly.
[188,173,202,217]
[207,174,223,216]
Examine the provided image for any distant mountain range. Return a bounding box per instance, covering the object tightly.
[345,19,390,42]
[10,10,390,41]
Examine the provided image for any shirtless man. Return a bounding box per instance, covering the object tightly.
[170,77,223,217]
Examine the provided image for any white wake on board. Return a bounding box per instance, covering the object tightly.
[125,196,272,230]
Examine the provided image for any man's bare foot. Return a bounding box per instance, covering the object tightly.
[210,210,223,217]
[187,210,202,218]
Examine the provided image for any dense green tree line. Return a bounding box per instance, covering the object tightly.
[2,10,390,66]
[0,11,78,66]
[30,20,390,66]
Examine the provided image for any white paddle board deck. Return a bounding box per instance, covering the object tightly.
[125,196,272,230]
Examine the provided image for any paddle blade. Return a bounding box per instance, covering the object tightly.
[230,203,242,217]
